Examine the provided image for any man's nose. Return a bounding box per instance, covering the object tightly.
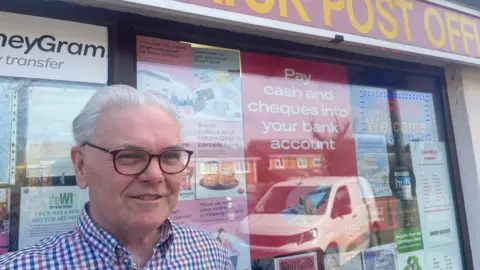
[139,156,165,183]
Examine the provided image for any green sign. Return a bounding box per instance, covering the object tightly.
[394,227,424,253]
[403,255,422,270]
[49,192,74,209]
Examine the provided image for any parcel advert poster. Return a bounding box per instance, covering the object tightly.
[136,37,247,201]
[136,36,251,269]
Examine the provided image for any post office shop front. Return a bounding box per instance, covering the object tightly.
[0,0,477,269]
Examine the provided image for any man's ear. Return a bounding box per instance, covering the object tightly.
[71,146,88,189]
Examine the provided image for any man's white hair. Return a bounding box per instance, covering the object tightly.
[72,84,180,146]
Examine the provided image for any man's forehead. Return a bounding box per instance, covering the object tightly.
[99,105,177,125]
[94,105,180,140]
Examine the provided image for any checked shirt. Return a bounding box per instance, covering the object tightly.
[0,204,233,269]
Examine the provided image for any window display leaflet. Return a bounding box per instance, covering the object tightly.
[410,141,463,270]
[354,134,391,198]
[0,79,19,185]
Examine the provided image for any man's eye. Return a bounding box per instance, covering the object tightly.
[163,153,180,160]
[118,154,141,159]
[117,151,145,159]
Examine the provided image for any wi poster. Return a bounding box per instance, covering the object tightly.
[240,51,357,259]
[18,186,89,249]
[26,85,97,182]
[136,36,247,200]
[410,141,464,270]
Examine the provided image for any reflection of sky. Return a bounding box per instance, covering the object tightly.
[0,78,100,185]
[0,80,14,184]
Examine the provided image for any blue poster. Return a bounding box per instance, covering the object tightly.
[354,134,391,197]
[362,243,398,270]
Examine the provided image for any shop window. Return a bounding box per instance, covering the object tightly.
[135,35,465,270]
[0,11,109,255]
[274,158,284,169]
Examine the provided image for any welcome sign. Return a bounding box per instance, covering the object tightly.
[0,12,108,83]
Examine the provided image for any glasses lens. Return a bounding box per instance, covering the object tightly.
[160,150,190,174]
[114,149,150,175]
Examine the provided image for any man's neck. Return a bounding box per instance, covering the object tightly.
[87,205,162,267]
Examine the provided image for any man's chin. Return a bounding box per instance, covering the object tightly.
[130,213,170,229]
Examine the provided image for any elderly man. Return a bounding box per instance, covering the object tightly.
[0,85,233,269]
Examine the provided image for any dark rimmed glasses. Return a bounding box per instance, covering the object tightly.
[83,142,193,176]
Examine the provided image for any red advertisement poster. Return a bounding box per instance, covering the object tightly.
[373,197,398,231]
[239,52,358,259]
[274,252,318,270]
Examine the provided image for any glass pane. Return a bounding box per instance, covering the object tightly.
[136,36,465,270]
[0,77,100,252]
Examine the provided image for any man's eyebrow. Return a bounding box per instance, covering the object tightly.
[117,144,186,151]
[164,144,186,150]
[117,144,146,150]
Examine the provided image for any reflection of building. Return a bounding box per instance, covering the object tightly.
[269,154,323,170]
[247,140,327,181]
[198,158,260,189]
[202,161,236,187]
[26,157,76,187]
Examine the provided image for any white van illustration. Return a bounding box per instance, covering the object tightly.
[237,176,380,266]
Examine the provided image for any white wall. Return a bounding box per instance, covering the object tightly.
[446,66,480,269]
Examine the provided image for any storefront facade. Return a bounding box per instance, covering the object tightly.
[0,0,478,269]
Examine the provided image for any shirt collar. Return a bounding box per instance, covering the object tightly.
[77,202,175,261]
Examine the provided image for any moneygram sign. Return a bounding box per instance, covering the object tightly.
[0,12,108,83]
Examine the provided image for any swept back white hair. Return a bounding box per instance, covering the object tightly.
[72,84,180,146]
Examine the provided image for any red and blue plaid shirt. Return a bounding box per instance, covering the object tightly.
[0,203,234,269]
